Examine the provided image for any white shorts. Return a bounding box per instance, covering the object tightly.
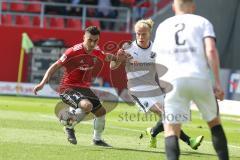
[130,94,165,113]
[163,78,219,124]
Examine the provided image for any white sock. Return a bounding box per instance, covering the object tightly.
[74,108,86,123]
[93,115,105,141]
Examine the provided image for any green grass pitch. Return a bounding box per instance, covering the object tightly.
[0,95,239,160]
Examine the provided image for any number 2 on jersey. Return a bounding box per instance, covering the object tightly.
[175,23,186,46]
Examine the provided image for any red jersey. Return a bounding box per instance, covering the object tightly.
[57,43,107,91]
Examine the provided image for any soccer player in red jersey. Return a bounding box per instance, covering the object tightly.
[33,26,126,146]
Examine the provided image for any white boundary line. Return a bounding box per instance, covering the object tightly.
[39,115,240,149]
[204,141,240,149]
[20,114,240,150]
[81,121,240,149]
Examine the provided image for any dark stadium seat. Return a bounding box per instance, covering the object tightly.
[26,2,41,13]
[120,0,135,6]
[66,18,82,29]
[144,0,171,18]
[1,14,12,25]
[32,16,47,27]
[10,1,25,12]
[49,17,65,28]
[16,15,32,26]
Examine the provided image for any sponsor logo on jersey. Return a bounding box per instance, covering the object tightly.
[144,101,149,107]
[150,52,156,58]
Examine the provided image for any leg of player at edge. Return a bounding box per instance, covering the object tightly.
[146,121,204,149]
[61,95,111,147]
[145,104,203,149]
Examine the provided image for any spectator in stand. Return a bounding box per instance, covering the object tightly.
[44,0,68,15]
[80,0,97,5]
[96,0,120,30]
[80,0,98,17]
[133,0,151,20]
[66,0,98,17]
[66,0,82,16]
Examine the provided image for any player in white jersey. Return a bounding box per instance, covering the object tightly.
[152,0,229,160]
[111,18,203,149]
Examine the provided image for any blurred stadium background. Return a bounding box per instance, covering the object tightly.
[0,0,240,160]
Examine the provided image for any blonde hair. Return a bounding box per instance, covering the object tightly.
[134,18,154,32]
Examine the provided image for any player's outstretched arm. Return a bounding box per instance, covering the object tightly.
[109,51,122,70]
[204,37,224,100]
[109,49,132,70]
[33,61,61,95]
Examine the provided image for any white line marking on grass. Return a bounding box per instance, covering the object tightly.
[90,122,240,150]
[191,114,240,122]
[107,125,143,132]
[204,141,240,149]
[82,121,143,132]
[40,114,57,120]
[36,115,240,149]
[108,125,240,149]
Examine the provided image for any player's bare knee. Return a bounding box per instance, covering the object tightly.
[150,105,162,116]
[79,99,93,112]
[152,109,161,116]
[101,107,106,115]
[98,107,106,116]
[94,106,106,117]
[208,117,221,128]
[164,124,181,137]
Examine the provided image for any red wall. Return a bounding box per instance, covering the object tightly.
[0,26,131,87]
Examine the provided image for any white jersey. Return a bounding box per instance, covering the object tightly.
[124,41,166,112]
[152,14,215,82]
[124,41,159,93]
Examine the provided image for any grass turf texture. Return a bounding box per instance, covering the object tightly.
[0,95,239,160]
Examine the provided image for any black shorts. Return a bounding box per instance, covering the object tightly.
[59,88,102,113]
